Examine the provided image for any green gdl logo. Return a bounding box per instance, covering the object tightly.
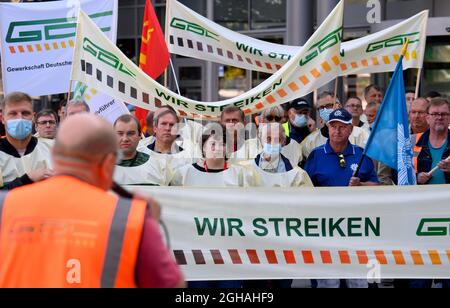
[416,218,450,236]
[6,11,112,43]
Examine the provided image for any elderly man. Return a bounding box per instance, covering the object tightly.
[34,109,58,139]
[304,109,378,289]
[246,123,312,187]
[113,114,169,186]
[0,92,53,189]
[417,98,450,185]
[409,98,430,135]
[282,99,315,144]
[300,92,369,162]
[364,84,383,106]
[0,113,184,288]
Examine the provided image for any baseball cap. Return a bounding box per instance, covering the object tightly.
[289,98,310,110]
[328,108,352,125]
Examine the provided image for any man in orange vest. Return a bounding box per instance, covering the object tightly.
[0,114,185,288]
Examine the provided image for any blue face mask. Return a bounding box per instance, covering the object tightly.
[293,114,308,128]
[263,143,282,156]
[6,119,33,140]
[319,108,334,122]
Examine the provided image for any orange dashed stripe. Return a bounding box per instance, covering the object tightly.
[382,56,390,65]
[247,249,260,264]
[302,250,314,264]
[243,109,252,114]
[332,55,340,66]
[404,52,410,61]
[299,75,310,85]
[411,251,424,265]
[9,46,15,54]
[266,95,276,104]
[339,251,351,264]
[372,57,380,65]
[277,89,288,98]
[361,59,369,67]
[69,40,74,47]
[35,44,42,52]
[255,102,264,110]
[357,251,368,264]
[447,250,450,262]
[340,63,347,71]
[288,82,299,92]
[265,250,278,264]
[351,62,358,69]
[44,43,51,51]
[393,54,400,62]
[53,42,59,50]
[283,250,296,264]
[84,94,91,101]
[26,45,33,52]
[18,45,25,53]
[61,41,67,49]
[392,250,406,265]
[429,250,442,265]
[321,61,332,72]
[320,251,332,264]
[375,250,388,265]
[90,88,97,95]
[412,50,417,60]
[310,69,321,78]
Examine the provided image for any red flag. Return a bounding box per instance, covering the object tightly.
[135,0,170,132]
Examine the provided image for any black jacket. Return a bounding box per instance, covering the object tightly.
[416,129,450,184]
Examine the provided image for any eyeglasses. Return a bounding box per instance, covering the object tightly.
[346,104,362,109]
[37,120,57,126]
[265,115,282,122]
[318,103,335,110]
[338,154,346,168]
[409,111,427,116]
[429,113,450,118]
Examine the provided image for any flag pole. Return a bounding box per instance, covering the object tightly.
[354,39,411,179]
[333,77,339,108]
[427,156,450,176]
[169,59,181,95]
[414,68,422,99]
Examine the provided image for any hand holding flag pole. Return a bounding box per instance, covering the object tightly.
[427,156,450,176]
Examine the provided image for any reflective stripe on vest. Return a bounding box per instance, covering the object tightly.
[413,133,424,172]
[0,192,6,233]
[101,197,132,288]
[283,123,290,138]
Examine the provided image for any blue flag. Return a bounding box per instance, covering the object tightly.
[364,54,416,185]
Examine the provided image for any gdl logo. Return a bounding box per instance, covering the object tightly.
[416,218,450,236]
[5,11,112,44]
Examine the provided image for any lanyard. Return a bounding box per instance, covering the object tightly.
[204,160,228,173]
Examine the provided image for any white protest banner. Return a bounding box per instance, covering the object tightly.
[167,0,428,76]
[72,2,344,118]
[0,0,118,96]
[132,185,450,280]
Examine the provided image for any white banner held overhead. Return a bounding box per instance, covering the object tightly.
[72,2,344,118]
[0,0,118,96]
[133,185,450,280]
[167,0,428,75]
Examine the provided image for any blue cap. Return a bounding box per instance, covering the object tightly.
[328,108,352,125]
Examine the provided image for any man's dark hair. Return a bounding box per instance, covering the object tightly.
[114,114,141,133]
[35,109,58,124]
[364,84,382,97]
[425,91,441,99]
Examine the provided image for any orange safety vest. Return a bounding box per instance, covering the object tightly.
[0,176,147,288]
[413,133,424,173]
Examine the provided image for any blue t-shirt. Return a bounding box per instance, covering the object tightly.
[304,141,379,187]
[428,140,448,185]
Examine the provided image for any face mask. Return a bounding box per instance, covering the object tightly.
[319,108,334,122]
[263,143,282,156]
[293,114,308,128]
[6,119,32,140]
